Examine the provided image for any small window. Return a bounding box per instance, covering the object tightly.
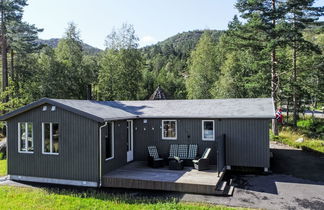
[42,106,47,111]
[202,120,215,141]
[42,122,60,154]
[105,122,114,160]
[18,122,33,153]
[162,120,177,140]
[51,106,56,111]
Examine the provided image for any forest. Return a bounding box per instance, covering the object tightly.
[0,0,323,133]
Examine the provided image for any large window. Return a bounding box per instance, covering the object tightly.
[18,122,33,153]
[105,122,114,160]
[162,120,177,140]
[42,123,60,154]
[202,120,215,141]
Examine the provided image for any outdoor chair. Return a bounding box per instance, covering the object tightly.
[193,147,211,171]
[169,156,184,170]
[184,144,198,166]
[147,146,164,168]
[168,144,178,159]
[177,144,188,159]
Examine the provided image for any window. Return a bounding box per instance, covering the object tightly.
[18,122,33,153]
[42,123,60,154]
[162,120,177,140]
[105,122,114,160]
[202,120,215,141]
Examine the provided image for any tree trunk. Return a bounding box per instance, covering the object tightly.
[10,48,14,81]
[286,98,290,124]
[292,45,298,126]
[271,48,278,135]
[271,0,278,135]
[1,2,8,104]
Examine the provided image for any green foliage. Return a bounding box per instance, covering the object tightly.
[271,128,324,154]
[186,31,220,99]
[297,119,313,130]
[296,118,324,138]
[98,24,142,100]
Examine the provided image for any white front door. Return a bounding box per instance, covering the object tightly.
[127,120,134,162]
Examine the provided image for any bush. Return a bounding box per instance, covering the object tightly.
[0,153,5,160]
[297,119,314,130]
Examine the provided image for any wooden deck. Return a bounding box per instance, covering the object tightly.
[102,161,225,195]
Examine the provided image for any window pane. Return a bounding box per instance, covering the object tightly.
[19,123,26,151]
[52,123,59,154]
[163,121,176,138]
[44,123,51,153]
[105,123,112,159]
[27,123,33,152]
[203,121,214,139]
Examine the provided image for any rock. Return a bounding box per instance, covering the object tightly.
[295,138,304,143]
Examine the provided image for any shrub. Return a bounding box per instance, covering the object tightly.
[297,119,314,130]
[0,153,5,160]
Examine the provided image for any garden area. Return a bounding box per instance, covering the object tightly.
[271,116,324,154]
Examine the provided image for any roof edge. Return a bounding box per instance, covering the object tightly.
[0,98,105,122]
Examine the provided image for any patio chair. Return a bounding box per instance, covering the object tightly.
[177,144,188,159]
[169,156,184,170]
[147,146,164,168]
[184,144,198,166]
[168,144,178,159]
[193,148,211,171]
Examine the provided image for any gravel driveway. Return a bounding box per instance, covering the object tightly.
[181,142,324,210]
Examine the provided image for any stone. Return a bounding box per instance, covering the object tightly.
[295,138,304,143]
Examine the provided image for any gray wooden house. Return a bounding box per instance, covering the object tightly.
[0,98,274,190]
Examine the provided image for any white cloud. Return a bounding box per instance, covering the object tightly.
[139,35,157,47]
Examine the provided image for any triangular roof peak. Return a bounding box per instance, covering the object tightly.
[149,86,167,100]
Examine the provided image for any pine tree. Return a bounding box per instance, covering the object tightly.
[285,0,324,126]
[0,0,27,103]
[235,0,288,135]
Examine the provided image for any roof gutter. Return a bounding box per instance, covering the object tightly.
[98,121,108,187]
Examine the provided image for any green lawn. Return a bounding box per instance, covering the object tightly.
[0,159,6,176]
[271,129,324,154]
[0,186,245,210]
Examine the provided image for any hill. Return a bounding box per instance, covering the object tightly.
[37,38,102,55]
[141,30,224,58]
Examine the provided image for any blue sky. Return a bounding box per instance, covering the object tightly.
[23,0,324,49]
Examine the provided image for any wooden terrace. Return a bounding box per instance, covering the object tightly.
[102,161,230,195]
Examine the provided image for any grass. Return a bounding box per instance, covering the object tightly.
[0,186,245,210]
[0,159,6,176]
[271,128,324,154]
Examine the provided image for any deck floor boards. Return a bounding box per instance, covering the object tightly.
[102,161,223,195]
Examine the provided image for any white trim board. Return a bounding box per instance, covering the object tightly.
[8,175,98,187]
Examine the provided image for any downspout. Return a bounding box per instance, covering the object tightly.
[99,121,108,187]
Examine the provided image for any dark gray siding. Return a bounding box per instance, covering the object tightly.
[7,104,99,182]
[132,119,270,168]
[102,120,128,174]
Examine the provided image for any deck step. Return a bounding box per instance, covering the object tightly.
[224,185,235,196]
[216,181,227,191]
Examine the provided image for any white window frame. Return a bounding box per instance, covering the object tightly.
[105,122,115,161]
[18,122,34,154]
[162,120,177,140]
[42,122,59,155]
[202,120,215,141]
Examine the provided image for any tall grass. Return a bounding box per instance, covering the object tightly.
[271,128,324,154]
